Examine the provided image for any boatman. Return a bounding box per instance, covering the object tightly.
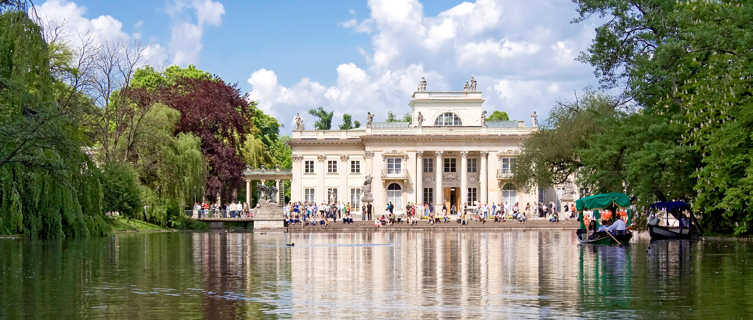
[608,216,627,236]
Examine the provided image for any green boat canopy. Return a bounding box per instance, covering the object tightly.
[575,193,631,211]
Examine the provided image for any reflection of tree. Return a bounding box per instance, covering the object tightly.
[577,245,633,313]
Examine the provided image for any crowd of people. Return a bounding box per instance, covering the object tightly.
[281,199,579,228]
[192,201,250,218]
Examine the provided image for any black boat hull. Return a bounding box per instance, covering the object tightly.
[576,229,632,245]
[649,225,693,240]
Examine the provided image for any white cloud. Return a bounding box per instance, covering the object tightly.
[248,0,599,132]
[167,0,225,66]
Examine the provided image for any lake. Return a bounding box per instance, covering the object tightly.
[1,230,752,319]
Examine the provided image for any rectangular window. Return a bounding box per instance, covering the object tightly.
[444,158,457,173]
[304,188,315,202]
[350,188,362,208]
[423,157,433,172]
[467,158,477,173]
[423,188,433,205]
[304,160,315,174]
[467,187,477,206]
[327,160,338,174]
[500,158,516,174]
[386,157,402,175]
[350,160,360,174]
[327,188,338,203]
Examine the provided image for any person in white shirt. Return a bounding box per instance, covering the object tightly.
[607,218,627,235]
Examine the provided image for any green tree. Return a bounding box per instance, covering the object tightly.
[486,110,509,121]
[102,162,142,219]
[339,114,361,130]
[308,106,333,130]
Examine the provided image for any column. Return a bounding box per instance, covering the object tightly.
[416,152,423,205]
[318,155,326,203]
[460,151,468,209]
[275,179,280,204]
[341,155,349,205]
[435,151,443,209]
[480,152,488,205]
[245,179,251,207]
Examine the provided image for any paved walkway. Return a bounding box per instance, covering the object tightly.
[284,218,579,233]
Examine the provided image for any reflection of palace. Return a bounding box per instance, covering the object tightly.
[290,78,575,215]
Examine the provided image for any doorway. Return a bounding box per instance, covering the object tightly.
[444,187,460,213]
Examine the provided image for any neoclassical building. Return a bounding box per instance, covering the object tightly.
[290,78,569,216]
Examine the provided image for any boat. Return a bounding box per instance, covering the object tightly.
[575,193,633,246]
[647,201,699,240]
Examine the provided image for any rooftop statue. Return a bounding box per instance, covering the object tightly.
[366,112,374,128]
[417,77,427,92]
[470,76,478,92]
[294,113,304,131]
[416,112,424,128]
[531,111,538,128]
[481,110,487,127]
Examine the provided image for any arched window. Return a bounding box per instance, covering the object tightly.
[501,183,517,210]
[434,112,462,126]
[387,183,402,210]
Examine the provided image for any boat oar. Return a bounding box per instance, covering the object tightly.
[605,231,623,247]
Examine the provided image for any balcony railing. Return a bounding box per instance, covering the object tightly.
[497,169,514,179]
[381,167,409,180]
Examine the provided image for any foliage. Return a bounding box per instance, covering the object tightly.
[159,77,251,201]
[574,0,753,234]
[339,113,360,130]
[0,7,109,238]
[486,110,509,121]
[101,162,141,219]
[308,106,333,130]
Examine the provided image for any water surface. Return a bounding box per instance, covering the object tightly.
[1,231,752,319]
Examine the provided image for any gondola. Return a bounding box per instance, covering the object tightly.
[648,201,699,240]
[575,193,633,246]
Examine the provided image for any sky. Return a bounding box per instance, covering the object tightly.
[35,0,601,134]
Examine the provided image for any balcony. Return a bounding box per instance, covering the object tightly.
[381,167,409,182]
[497,169,514,180]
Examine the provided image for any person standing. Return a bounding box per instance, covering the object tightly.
[367,203,373,221]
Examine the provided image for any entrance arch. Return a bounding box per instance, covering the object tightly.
[387,183,403,212]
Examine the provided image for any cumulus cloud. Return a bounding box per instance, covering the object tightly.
[167,0,225,66]
[251,0,599,132]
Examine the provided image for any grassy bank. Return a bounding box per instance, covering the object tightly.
[108,216,171,232]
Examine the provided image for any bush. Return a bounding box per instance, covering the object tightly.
[101,163,142,219]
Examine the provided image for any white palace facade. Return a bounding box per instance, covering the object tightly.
[289,78,573,215]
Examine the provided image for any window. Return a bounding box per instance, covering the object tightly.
[387,183,402,209]
[467,188,477,206]
[350,160,360,174]
[350,188,362,208]
[423,157,433,172]
[467,158,477,173]
[423,188,433,205]
[328,160,338,174]
[386,157,402,175]
[434,112,462,126]
[304,160,315,174]
[327,188,338,203]
[500,157,516,174]
[304,188,315,203]
[444,158,457,173]
[502,183,517,207]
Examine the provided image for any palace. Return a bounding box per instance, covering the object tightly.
[289,78,575,216]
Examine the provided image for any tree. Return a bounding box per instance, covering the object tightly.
[101,162,142,218]
[574,0,753,234]
[402,113,412,123]
[486,111,509,121]
[386,112,397,122]
[339,113,360,130]
[160,77,252,202]
[308,106,333,130]
[0,6,108,238]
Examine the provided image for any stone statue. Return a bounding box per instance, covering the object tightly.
[470,76,478,92]
[294,113,304,131]
[361,175,374,204]
[464,81,469,93]
[256,183,278,204]
[531,111,538,128]
[481,110,487,127]
[417,77,427,92]
[367,112,374,128]
[416,112,424,128]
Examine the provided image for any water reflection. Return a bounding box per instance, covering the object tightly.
[3,231,753,319]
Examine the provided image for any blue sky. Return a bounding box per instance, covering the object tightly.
[36,0,600,133]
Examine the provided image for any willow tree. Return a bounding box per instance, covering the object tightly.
[0,6,108,238]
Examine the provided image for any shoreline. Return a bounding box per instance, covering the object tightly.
[274,219,581,233]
